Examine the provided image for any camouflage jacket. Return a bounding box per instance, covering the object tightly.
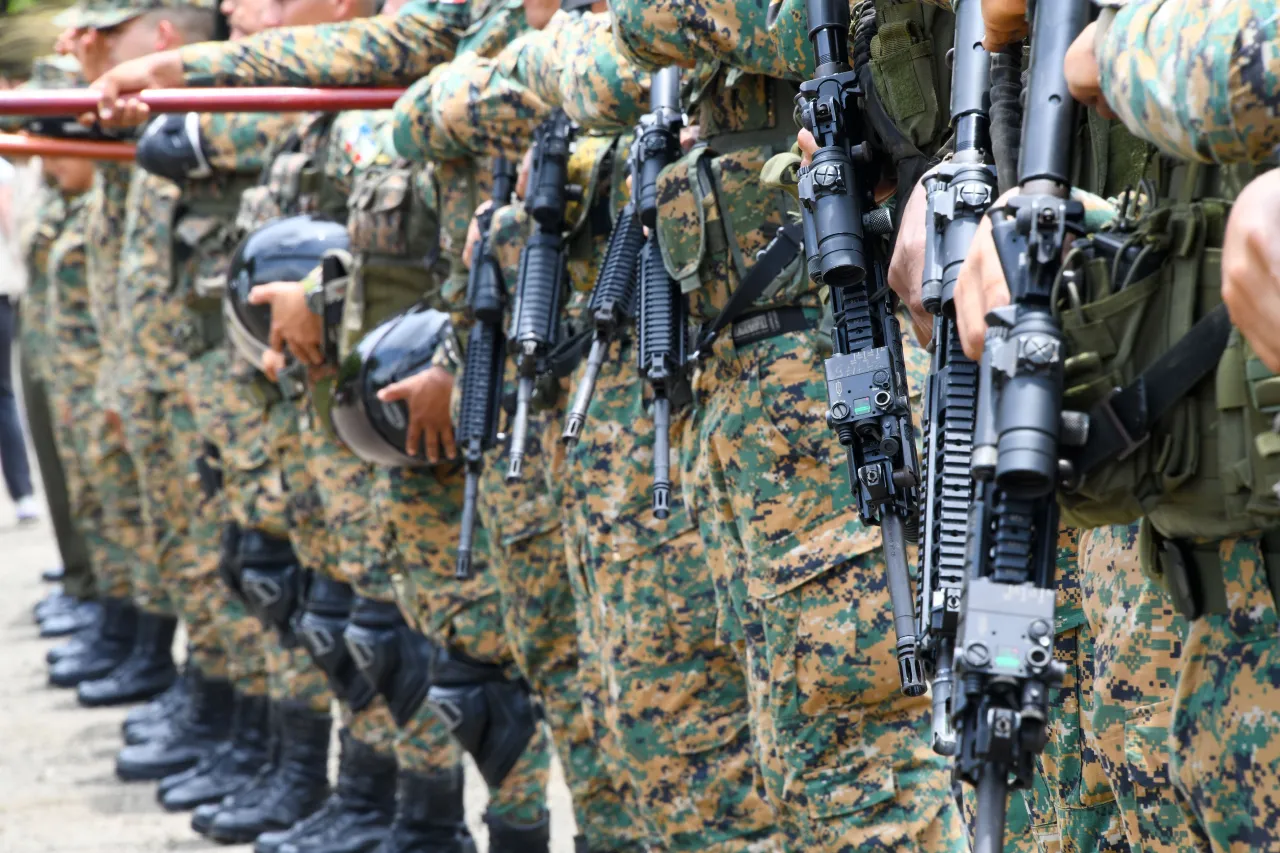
[19,186,65,384]
[46,191,100,392]
[1096,0,1280,164]
[84,162,137,411]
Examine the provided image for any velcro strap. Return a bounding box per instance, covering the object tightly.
[694,221,803,356]
[730,306,814,348]
[1073,304,1231,476]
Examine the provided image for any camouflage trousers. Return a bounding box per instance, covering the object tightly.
[1080,525,1195,853]
[372,460,549,824]
[478,404,649,853]
[1163,532,1280,852]
[564,343,783,852]
[682,323,963,852]
[50,379,145,602]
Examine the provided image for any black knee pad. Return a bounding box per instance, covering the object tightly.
[217,523,245,600]
[342,597,434,728]
[296,576,376,711]
[238,529,304,643]
[426,648,538,788]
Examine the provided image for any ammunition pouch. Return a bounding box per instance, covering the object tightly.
[1058,189,1280,542]
[238,529,305,644]
[342,596,434,727]
[296,575,376,711]
[426,647,539,788]
[234,113,340,236]
[866,2,951,155]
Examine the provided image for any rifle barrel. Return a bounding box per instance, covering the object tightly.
[0,87,405,117]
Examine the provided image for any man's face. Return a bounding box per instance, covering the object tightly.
[102,15,160,67]
[44,156,96,194]
[272,0,344,27]
[522,0,559,29]
[224,0,284,38]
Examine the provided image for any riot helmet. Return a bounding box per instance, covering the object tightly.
[330,304,453,468]
[224,214,350,371]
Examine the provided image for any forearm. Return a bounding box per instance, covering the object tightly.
[1097,0,1280,163]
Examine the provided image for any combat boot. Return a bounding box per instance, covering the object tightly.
[370,767,474,853]
[259,729,396,853]
[204,701,332,844]
[485,814,550,853]
[39,598,101,638]
[47,599,136,688]
[159,692,271,811]
[123,667,193,744]
[77,610,178,707]
[41,564,65,583]
[33,588,80,621]
[115,667,233,781]
[46,621,99,664]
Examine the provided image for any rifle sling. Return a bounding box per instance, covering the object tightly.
[1073,304,1231,476]
[695,220,804,355]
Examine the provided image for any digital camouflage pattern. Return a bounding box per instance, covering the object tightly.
[473,204,650,852]
[84,162,138,416]
[20,184,61,386]
[1079,524,1195,853]
[1096,0,1280,164]
[764,0,952,77]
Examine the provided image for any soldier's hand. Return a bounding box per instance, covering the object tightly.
[88,50,184,128]
[248,281,326,367]
[954,188,1019,360]
[463,202,495,271]
[981,0,1028,51]
[261,348,286,382]
[377,366,457,463]
[1223,170,1280,372]
[797,128,816,167]
[516,147,534,200]
[104,409,123,433]
[1065,23,1117,120]
[887,178,932,344]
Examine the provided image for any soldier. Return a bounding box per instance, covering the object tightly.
[954,2,1280,851]
[396,7,787,851]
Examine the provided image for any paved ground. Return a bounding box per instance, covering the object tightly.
[0,493,576,852]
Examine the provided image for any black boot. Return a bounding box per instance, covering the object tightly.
[77,611,177,707]
[204,701,332,844]
[258,730,396,853]
[115,667,233,781]
[39,599,101,638]
[159,692,271,811]
[42,564,65,583]
[372,768,475,853]
[33,587,77,621]
[485,814,550,853]
[123,668,192,744]
[46,619,102,664]
[47,599,136,688]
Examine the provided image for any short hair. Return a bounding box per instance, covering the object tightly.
[138,7,218,44]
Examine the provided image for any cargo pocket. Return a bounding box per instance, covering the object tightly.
[1216,330,1280,527]
[348,168,413,256]
[606,497,748,754]
[172,214,234,356]
[655,145,714,297]
[235,185,283,234]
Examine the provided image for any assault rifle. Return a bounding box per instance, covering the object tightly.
[916,0,997,757]
[505,110,575,482]
[797,0,923,696]
[633,67,685,519]
[954,4,1086,852]
[455,158,516,580]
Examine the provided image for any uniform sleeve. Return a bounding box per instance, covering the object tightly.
[179,7,468,88]
[120,174,187,392]
[609,0,794,78]
[391,49,549,163]
[1096,0,1280,163]
[200,112,303,173]
[767,0,954,80]
[554,12,649,130]
[84,164,134,412]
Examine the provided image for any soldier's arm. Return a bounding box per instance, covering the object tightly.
[554,11,649,130]
[199,113,302,173]
[768,0,953,78]
[610,0,794,78]
[180,6,469,88]
[1096,0,1280,163]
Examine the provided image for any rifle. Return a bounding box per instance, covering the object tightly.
[797,0,923,696]
[916,0,997,757]
[633,67,685,519]
[505,110,575,482]
[955,4,1086,852]
[455,158,517,580]
[0,87,405,117]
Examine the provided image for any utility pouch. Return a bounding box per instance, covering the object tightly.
[868,2,948,151]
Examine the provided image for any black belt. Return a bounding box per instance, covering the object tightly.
[1155,528,1280,621]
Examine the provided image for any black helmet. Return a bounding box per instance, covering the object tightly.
[330,304,453,468]
[224,214,350,370]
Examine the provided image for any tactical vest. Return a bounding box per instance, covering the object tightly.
[171,171,259,358]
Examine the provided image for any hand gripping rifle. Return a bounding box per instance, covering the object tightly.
[455,158,517,580]
[633,67,686,520]
[916,0,997,757]
[797,0,923,696]
[954,4,1086,852]
[505,110,576,482]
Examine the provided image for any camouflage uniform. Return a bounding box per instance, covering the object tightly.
[1089,6,1280,849]
[84,161,163,609]
[591,2,964,848]
[401,10,782,848]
